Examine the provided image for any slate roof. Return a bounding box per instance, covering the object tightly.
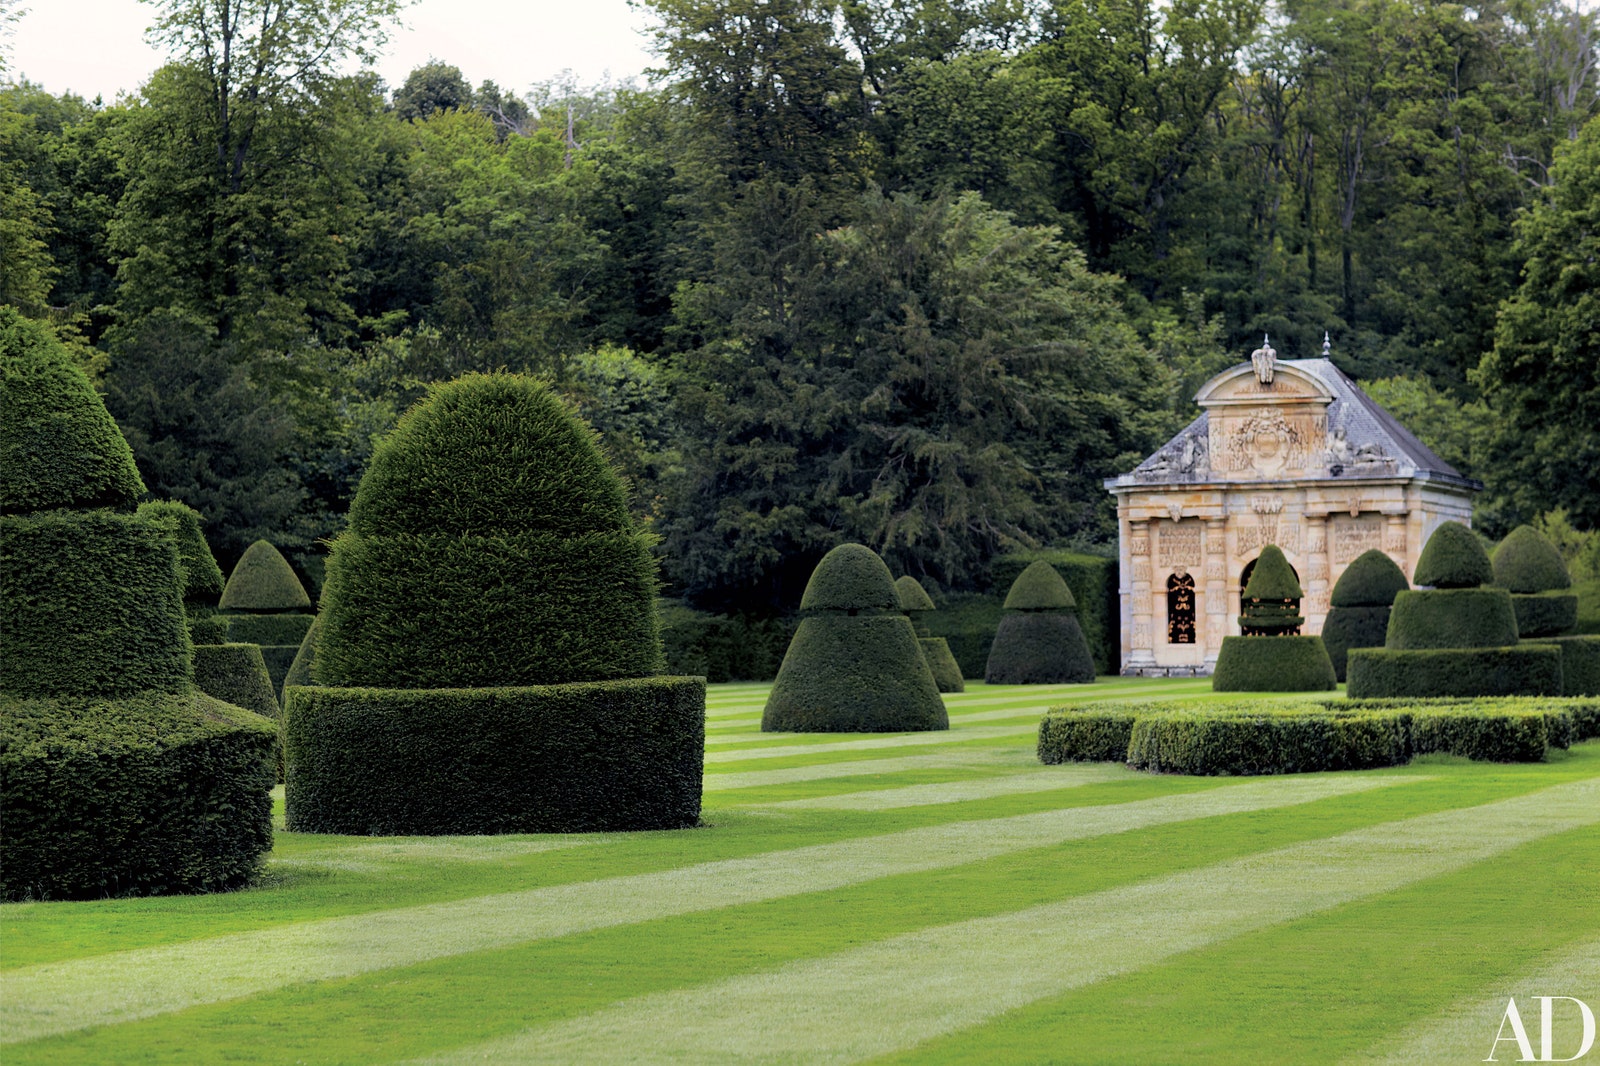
[1110,359,1481,491]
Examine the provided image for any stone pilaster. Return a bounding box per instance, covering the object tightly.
[1304,513,1329,627]
[1128,519,1155,667]
[1203,517,1228,668]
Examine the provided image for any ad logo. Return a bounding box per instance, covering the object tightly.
[1486,997,1596,1062]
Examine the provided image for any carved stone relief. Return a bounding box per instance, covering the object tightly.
[1132,559,1151,585]
[1157,522,1202,568]
[1330,515,1382,564]
[1132,622,1153,647]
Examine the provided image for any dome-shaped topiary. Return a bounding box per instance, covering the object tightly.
[1413,521,1492,589]
[0,307,144,515]
[138,500,225,604]
[1330,549,1409,608]
[895,575,935,613]
[1492,525,1571,593]
[220,540,312,612]
[800,544,902,613]
[346,373,631,539]
[1003,561,1077,611]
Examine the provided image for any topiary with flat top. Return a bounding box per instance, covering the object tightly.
[287,372,702,835]
[1,312,274,900]
[1412,521,1492,588]
[1323,550,1409,680]
[1493,525,1577,638]
[985,562,1095,684]
[896,575,964,692]
[763,545,947,731]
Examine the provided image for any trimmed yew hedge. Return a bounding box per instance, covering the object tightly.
[0,692,277,900]
[1346,645,1562,698]
[219,613,316,647]
[984,612,1096,684]
[137,500,224,604]
[991,550,1117,673]
[763,616,947,732]
[283,677,705,835]
[280,615,321,704]
[1037,708,1139,763]
[191,644,280,719]
[1385,588,1521,649]
[1511,593,1579,638]
[919,637,966,692]
[1525,635,1600,697]
[1413,521,1493,588]
[188,614,231,645]
[1321,606,1390,682]
[1211,635,1336,692]
[1127,710,1408,775]
[0,510,192,699]
[1492,524,1572,593]
[219,539,312,612]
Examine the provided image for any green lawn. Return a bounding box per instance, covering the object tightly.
[3,677,1598,1064]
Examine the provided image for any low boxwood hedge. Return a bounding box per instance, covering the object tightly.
[1321,605,1390,682]
[1211,635,1336,692]
[764,615,947,732]
[0,691,277,900]
[1127,710,1408,775]
[918,637,965,692]
[1385,588,1521,649]
[283,676,706,835]
[0,510,191,699]
[1346,645,1562,698]
[1511,593,1579,638]
[985,612,1096,684]
[1037,708,1138,763]
[1525,635,1600,697]
[191,644,280,719]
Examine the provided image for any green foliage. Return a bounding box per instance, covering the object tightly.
[799,544,902,613]
[1524,635,1600,698]
[219,539,312,611]
[1385,588,1520,649]
[1346,645,1563,698]
[219,612,315,646]
[0,691,276,900]
[895,575,935,613]
[919,593,1004,680]
[763,615,947,732]
[280,615,321,705]
[137,500,225,603]
[1211,636,1337,692]
[918,637,965,692]
[1329,549,1409,607]
[0,307,144,514]
[0,510,192,699]
[1243,546,1303,600]
[1127,711,1408,776]
[990,551,1118,672]
[1037,708,1138,764]
[984,612,1096,685]
[1002,561,1077,611]
[1511,593,1579,638]
[188,614,231,645]
[392,60,473,122]
[1492,525,1571,592]
[1413,521,1493,589]
[1239,546,1305,635]
[1320,605,1390,682]
[657,602,794,683]
[283,677,706,834]
[259,645,299,697]
[1407,710,1549,764]
[190,644,280,720]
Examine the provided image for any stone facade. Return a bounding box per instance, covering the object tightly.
[1105,352,1480,676]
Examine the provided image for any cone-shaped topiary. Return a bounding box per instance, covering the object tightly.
[1493,525,1571,593]
[192,644,280,720]
[220,540,312,612]
[287,372,702,835]
[1330,550,1409,608]
[138,501,225,604]
[1,314,275,900]
[1412,521,1492,588]
[985,562,1095,684]
[1238,545,1304,635]
[0,307,144,515]
[895,575,964,692]
[764,544,947,731]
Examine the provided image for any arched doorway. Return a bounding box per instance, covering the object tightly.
[1167,571,1196,644]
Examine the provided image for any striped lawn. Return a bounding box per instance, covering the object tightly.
[2,678,1598,1064]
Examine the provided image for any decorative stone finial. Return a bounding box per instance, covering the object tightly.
[1322,331,1332,358]
[1251,334,1277,385]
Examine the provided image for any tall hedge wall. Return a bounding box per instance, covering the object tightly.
[284,677,705,835]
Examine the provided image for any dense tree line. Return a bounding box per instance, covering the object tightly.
[2,0,1597,611]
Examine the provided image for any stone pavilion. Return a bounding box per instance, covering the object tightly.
[1104,338,1481,675]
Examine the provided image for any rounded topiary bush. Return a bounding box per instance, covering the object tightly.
[1330,550,1409,608]
[219,540,311,612]
[896,575,964,693]
[287,372,702,835]
[1493,525,1571,593]
[1412,521,1492,588]
[985,562,1095,684]
[895,575,936,617]
[1385,588,1521,649]
[0,313,274,900]
[1211,635,1336,692]
[763,544,947,732]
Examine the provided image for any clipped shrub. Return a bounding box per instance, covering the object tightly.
[764,544,947,732]
[191,644,280,719]
[1321,606,1390,682]
[1493,524,1572,593]
[188,613,231,646]
[1346,645,1562,698]
[219,539,312,612]
[1038,708,1138,763]
[985,562,1095,684]
[294,372,700,834]
[0,307,144,514]
[1127,710,1408,775]
[991,550,1118,673]
[137,500,225,605]
[919,638,966,693]
[280,615,321,704]
[1413,520,1493,588]
[1329,549,1410,608]
[284,677,705,834]
[1238,545,1303,635]
[1385,588,1521,649]
[895,575,936,617]
[1511,593,1579,638]
[220,613,316,647]
[657,602,794,683]
[921,594,1004,680]
[1524,635,1600,697]
[1408,708,1548,763]
[1211,635,1337,692]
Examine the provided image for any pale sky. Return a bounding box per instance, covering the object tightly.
[7,0,660,103]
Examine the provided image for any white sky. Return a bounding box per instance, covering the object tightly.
[7,0,660,103]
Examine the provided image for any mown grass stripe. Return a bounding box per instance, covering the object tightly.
[410,778,1600,1065]
[0,776,1415,1044]
[1342,934,1600,1065]
[756,766,1133,811]
[705,725,1039,762]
